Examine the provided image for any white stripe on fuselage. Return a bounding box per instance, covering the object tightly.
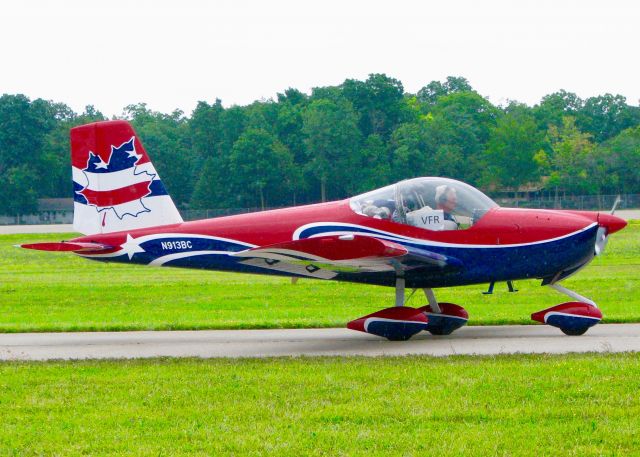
[292,222,598,249]
[149,250,231,266]
[77,222,596,266]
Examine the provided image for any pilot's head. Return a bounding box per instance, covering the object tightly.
[435,185,457,213]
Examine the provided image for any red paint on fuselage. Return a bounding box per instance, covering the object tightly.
[72,198,608,253]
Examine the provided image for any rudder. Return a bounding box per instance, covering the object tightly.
[71,120,183,234]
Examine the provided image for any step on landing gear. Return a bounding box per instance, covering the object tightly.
[531,284,602,335]
[347,279,468,341]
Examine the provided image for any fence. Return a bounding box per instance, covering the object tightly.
[496,194,640,211]
[180,208,282,221]
[0,207,283,225]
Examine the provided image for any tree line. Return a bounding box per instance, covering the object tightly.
[1,74,640,216]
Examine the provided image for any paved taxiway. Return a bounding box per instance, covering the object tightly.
[1,324,639,360]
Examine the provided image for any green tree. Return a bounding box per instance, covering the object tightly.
[416,76,472,106]
[484,106,544,188]
[302,99,362,201]
[596,126,640,193]
[389,121,431,181]
[427,91,500,183]
[357,134,391,192]
[188,102,247,209]
[189,100,225,160]
[342,73,405,138]
[228,128,295,209]
[41,105,106,198]
[0,95,58,215]
[0,166,38,217]
[539,117,595,194]
[577,94,640,143]
[190,156,227,209]
[125,103,194,206]
[275,90,309,203]
[0,94,56,176]
[533,90,582,129]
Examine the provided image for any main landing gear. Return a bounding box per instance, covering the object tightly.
[530,284,602,335]
[347,278,469,341]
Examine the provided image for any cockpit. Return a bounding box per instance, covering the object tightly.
[349,177,498,231]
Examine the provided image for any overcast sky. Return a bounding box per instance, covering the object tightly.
[1,0,638,117]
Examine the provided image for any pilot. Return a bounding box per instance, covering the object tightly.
[435,185,459,229]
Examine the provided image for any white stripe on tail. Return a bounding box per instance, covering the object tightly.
[71,120,183,235]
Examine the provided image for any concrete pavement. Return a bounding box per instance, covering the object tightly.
[0,224,74,234]
[1,324,639,361]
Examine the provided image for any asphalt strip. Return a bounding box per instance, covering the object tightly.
[0,324,639,360]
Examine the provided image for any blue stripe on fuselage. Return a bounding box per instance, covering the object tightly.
[295,223,598,288]
[80,225,598,289]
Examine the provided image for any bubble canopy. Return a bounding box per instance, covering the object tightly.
[349,177,498,230]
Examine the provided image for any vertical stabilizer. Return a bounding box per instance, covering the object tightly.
[71,120,183,234]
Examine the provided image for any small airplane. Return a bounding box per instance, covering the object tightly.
[21,120,628,340]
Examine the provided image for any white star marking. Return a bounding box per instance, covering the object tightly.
[89,151,108,169]
[120,234,146,260]
[125,144,142,161]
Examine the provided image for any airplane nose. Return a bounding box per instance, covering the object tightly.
[598,213,627,235]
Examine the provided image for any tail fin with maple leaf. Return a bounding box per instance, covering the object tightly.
[70,120,183,235]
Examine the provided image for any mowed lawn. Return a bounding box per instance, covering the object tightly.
[1,354,639,456]
[0,222,638,332]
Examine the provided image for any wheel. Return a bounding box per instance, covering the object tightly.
[427,327,455,336]
[386,334,414,341]
[560,327,589,336]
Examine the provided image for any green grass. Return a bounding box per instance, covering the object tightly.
[1,353,639,456]
[1,222,638,333]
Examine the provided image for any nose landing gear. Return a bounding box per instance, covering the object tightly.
[531,284,602,335]
[531,302,602,335]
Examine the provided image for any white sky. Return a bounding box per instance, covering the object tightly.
[1,0,638,117]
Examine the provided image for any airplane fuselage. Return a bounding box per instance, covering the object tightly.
[71,201,618,289]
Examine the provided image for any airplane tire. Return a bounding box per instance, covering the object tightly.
[560,327,589,336]
[386,334,414,341]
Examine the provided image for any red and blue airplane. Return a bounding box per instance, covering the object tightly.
[21,120,628,340]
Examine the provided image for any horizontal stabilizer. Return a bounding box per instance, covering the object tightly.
[18,241,113,253]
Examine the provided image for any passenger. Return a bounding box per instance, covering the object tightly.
[435,185,459,229]
[362,201,391,219]
[391,194,418,223]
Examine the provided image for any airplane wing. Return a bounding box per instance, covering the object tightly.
[232,234,462,279]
